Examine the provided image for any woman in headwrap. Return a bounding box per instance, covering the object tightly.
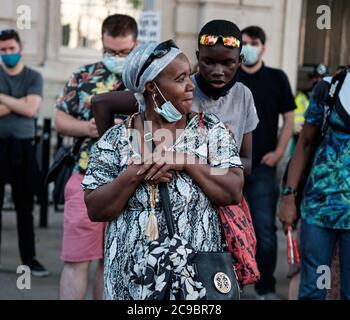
[81,41,244,300]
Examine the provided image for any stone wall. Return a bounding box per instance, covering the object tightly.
[0,0,303,120]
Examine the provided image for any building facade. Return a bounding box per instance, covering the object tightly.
[0,0,348,119]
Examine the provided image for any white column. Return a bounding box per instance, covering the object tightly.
[280,0,303,93]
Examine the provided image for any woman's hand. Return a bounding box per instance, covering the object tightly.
[261,150,283,168]
[277,195,298,233]
[135,151,189,182]
[128,154,179,184]
[149,171,175,184]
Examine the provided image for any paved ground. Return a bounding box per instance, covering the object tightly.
[0,204,290,300]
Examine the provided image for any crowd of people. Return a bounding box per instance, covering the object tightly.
[0,13,349,300]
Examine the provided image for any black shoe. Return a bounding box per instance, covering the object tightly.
[24,258,49,277]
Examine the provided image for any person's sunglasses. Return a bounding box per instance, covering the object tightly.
[0,29,18,37]
[199,34,241,48]
[135,39,179,86]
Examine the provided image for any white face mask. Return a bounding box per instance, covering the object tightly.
[102,53,126,74]
[241,44,260,67]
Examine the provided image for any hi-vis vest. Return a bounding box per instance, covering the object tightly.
[294,91,310,132]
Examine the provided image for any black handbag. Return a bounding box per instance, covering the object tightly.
[45,138,85,205]
[158,183,241,300]
[140,111,240,300]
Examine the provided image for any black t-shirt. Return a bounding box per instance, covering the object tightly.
[237,64,296,168]
[0,66,43,139]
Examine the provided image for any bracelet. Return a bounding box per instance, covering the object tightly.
[281,185,298,196]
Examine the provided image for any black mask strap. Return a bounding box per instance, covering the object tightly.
[195,72,238,100]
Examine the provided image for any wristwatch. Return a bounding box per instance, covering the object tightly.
[281,185,298,196]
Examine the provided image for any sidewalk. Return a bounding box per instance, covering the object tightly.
[0,205,290,300]
[0,205,62,299]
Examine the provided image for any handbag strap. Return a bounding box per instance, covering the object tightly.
[72,137,85,157]
[140,111,176,238]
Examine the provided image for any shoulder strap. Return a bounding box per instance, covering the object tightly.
[326,71,347,109]
[72,137,85,157]
[320,71,348,137]
[140,111,176,237]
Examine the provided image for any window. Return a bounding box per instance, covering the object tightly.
[60,0,142,50]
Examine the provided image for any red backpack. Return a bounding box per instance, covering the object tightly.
[218,198,260,285]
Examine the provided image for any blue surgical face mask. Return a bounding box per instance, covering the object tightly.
[241,45,260,67]
[152,82,183,123]
[1,52,21,68]
[102,53,126,74]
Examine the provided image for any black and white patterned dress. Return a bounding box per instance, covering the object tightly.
[81,113,243,300]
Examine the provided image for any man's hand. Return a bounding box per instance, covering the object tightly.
[0,93,41,118]
[261,150,283,167]
[277,196,297,233]
[0,104,11,117]
[86,118,99,138]
[294,121,304,135]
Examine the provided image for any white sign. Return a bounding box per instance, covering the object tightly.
[138,11,161,44]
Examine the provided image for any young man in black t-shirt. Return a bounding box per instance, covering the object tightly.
[237,26,296,299]
[0,29,47,276]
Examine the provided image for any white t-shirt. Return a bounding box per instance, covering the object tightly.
[191,74,259,151]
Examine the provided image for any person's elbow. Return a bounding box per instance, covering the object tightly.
[218,170,244,206]
[226,186,243,206]
[217,191,243,207]
[86,205,115,222]
[84,190,118,222]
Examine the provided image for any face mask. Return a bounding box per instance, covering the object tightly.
[102,53,126,74]
[241,45,260,66]
[1,52,21,68]
[195,72,238,100]
[152,82,183,123]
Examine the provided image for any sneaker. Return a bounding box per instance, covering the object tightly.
[24,259,49,277]
[255,292,282,300]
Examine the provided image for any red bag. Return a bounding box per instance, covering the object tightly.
[218,197,260,285]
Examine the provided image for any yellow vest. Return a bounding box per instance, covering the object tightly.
[294,91,310,130]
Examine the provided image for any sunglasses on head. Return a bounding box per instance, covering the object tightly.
[200,34,241,48]
[0,29,18,37]
[136,39,179,87]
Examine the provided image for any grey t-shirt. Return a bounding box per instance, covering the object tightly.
[191,75,259,150]
[0,66,43,139]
